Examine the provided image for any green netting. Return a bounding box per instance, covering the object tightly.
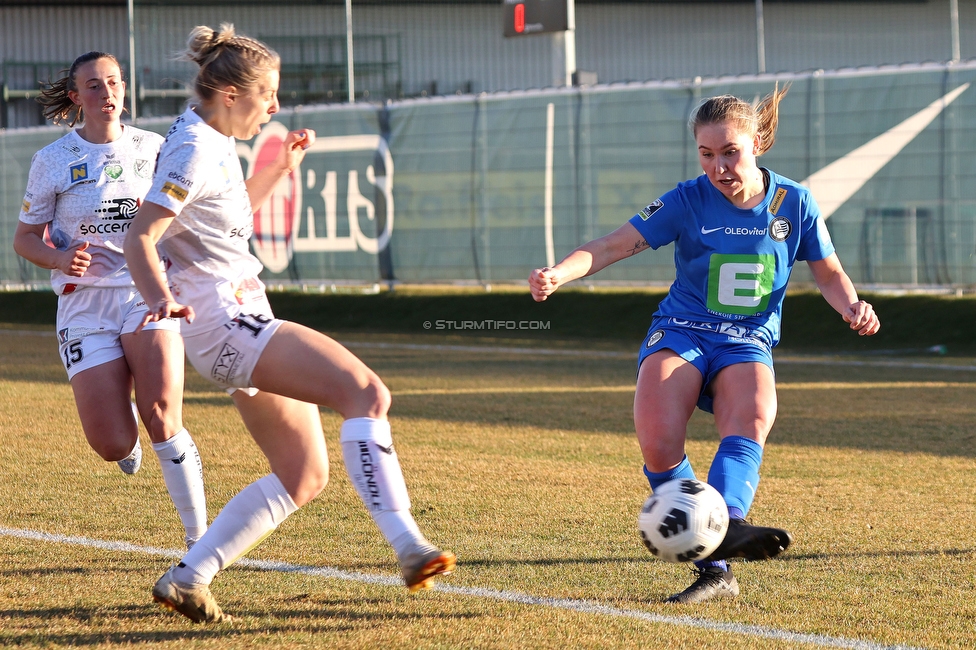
[3,64,976,288]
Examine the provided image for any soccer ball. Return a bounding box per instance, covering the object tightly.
[638,478,729,563]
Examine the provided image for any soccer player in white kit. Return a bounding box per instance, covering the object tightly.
[13,52,208,550]
[124,25,454,623]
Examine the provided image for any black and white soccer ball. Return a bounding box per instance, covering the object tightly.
[638,478,729,563]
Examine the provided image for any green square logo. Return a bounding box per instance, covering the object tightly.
[706,254,775,315]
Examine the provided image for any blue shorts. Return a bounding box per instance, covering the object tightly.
[636,317,774,413]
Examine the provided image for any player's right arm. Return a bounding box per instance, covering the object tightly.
[123,200,194,327]
[13,221,92,277]
[529,222,650,302]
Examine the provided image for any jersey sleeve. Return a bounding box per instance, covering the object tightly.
[144,139,206,214]
[627,186,687,249]
[794,190,835,261]
[19,151,58,226]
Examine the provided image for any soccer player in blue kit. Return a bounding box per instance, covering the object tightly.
[529,86,880,603]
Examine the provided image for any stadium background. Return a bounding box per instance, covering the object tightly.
[0,0,974,289]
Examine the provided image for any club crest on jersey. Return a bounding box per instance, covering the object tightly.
[769,216,792,242]
[645,329,665,348]
[134,159,152,178]
[69,163,88,183]
[639,199,664,221]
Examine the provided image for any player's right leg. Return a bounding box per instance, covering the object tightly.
[70,357,141,468]
[153,391,321,622]
[634,347,738,603]
[58,288,141,472]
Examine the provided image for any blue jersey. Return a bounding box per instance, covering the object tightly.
[628,169,834,346]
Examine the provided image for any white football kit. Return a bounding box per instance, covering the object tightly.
[144,108,281,391]
[19,125,178,378]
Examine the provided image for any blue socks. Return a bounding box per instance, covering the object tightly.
[643,455,727,572]
[706,435,764,518]
[643,455,695,491]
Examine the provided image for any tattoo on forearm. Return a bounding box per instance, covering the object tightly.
[628,239,649,256]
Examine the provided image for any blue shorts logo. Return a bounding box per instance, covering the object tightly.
[645,329,665,348]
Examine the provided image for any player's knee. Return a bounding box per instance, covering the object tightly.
[344,374,391,419]
[290,465,329,507]
[91,436,137,462]
[145,404,182,443]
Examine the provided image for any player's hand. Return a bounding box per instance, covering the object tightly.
[843,300,880,336]
[276,129,316,173]
[60,241,92,277]
[529,267,561,302]
[137,298,195,333]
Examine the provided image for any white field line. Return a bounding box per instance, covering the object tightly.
[4,330,976,373]
[0,526,924,650]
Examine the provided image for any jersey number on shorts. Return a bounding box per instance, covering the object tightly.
[231,313,272,338]
[62,339,83,370]
[706,254,775,316]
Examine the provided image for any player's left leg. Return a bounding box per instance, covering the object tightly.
[250,321,455,591]
[122,328,207,549]
[704,361,792,562]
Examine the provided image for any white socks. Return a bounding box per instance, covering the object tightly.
[151,428,208,547]
[340,417,429,558]
[173,473,297,586]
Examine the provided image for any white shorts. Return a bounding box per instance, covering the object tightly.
[56,286,181,380]
[183,310,284,394]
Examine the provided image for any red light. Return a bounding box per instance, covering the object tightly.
[514,3,525,33]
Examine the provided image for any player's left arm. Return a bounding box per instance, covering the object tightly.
[244,129,315,211]
[807,253,880,336]
[123,200,194,328]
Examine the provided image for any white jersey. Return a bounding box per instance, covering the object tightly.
[144,107,265,336]
[19,126,163,295]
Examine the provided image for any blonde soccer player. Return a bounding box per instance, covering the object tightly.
[13,51,208,550]
[124,24,454,623]
[530,86,879,603]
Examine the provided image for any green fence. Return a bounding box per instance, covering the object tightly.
[3,62,975,290]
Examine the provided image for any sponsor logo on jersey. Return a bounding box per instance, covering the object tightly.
[134,159,152,178]
[80,197,140,235]
[69,163,88,183]
[638,199,663,221]
[131,134,143,149]
[233,277,264,305]
[167,171,193,187]
[94,197,139,220]
[104,164,123,180]
[161,181,188,202]
[57,328,69,344]
[21,200,30,213]
[769,188,787,215]
[768,216,792,242]
[706,253,775,316]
